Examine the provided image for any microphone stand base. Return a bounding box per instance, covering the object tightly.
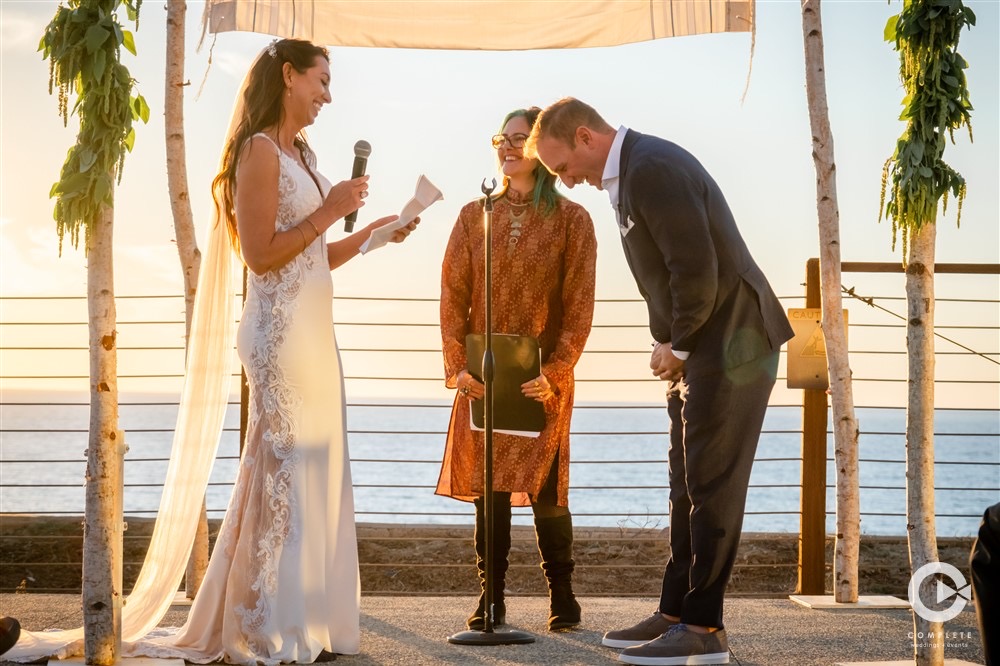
[447,628,536,646]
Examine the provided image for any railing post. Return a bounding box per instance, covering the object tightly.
[798,258,828,594]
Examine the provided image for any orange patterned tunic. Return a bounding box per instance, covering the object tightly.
[435,187,597,507]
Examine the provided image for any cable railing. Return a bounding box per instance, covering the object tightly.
[1,261,998,594]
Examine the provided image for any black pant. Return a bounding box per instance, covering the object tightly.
[971,502,1000,666]
[658,352,778,629]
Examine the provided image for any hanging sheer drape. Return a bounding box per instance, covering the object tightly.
[203,0,754,50]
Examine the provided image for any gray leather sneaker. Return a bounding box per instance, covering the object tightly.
[618,624,729,665]
[601,611,679,648]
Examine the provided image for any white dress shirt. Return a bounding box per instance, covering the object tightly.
[601,125,628,209]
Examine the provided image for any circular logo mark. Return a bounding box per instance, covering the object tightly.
[908,562,971,623]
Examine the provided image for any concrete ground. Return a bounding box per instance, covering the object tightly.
[0,594,985,665]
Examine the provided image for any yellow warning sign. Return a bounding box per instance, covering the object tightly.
[800,326,827,358]
[786,308,848,390]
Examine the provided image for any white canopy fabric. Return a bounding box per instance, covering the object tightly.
[204,0,753,50]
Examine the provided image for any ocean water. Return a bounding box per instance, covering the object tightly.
[1,400,997,536]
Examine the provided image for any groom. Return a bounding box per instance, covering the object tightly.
[528,98,793,666]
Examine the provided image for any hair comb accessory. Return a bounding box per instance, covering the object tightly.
[266,39,279,58]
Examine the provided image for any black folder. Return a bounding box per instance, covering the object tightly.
[466,333,546,436]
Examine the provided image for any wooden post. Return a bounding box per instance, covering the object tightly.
[798,258,828,594]
[240,265,250,454]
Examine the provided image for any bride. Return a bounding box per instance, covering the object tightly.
[7,38,418,665]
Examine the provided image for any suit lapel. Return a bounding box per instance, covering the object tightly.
[617,130,642,236]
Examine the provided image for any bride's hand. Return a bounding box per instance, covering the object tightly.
[389,216,420,243]
[323,175,369,222]
[367,215,420,243]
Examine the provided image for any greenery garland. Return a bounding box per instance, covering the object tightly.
[40,0,148,254]
[879,0,975,258]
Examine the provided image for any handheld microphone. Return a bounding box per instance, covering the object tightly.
[344,140,371,233]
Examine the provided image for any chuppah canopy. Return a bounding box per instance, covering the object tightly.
[203,0,753,50]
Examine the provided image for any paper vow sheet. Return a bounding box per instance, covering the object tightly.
[359,175,444,254]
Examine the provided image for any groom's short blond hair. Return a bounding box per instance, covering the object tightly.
[526,97,614,156]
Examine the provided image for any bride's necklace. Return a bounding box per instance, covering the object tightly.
[506,197,531,252]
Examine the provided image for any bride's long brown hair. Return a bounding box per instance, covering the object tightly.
[211,39,329,256]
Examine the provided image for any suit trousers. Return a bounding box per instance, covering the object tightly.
[970,502,1000,666]
[657,351,779,629]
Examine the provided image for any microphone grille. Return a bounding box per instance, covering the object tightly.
[353,140,372,158]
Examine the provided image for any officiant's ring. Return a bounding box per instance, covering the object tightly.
[533,381,540,388]
[360,190,368,199]
[460,387,470,395]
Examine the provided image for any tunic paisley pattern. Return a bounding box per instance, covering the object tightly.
[435,187,597,507]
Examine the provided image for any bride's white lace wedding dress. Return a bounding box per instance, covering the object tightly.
[8,126,360,664]
[133,133,361,664]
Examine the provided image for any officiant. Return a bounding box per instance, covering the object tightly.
[435,106,597,633]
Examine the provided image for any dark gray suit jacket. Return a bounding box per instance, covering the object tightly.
[617,130,793,372]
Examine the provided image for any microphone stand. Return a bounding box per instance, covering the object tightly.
[448,179,534,646]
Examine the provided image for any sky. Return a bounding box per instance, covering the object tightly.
[0,0,997,406]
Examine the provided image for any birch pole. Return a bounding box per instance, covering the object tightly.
[879,2,974,663]
[800,0,860,603]
[83,203,123,664]
[906,224,942,664]
[165,0,208,598]
[165,0,200,330]
[40,0,148,661]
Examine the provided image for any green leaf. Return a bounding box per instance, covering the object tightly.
[124,127,136,152]
[129,95,149,123]
[918,166,933,178]
[84,24,110,54]
[79,148,97,173]
[59,172,90,196]
[136,94,150,123]
[121,30,137,56]
[94,173,111,204]
[883,14,899,41]
[92,48,107,81]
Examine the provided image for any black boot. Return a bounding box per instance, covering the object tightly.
[467,494,512,630]
[535,512,581,631]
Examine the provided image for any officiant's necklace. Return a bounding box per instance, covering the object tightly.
[506,196,531,252]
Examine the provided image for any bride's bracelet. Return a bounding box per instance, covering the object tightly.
[303,217,321,238]
[294,225,309,251]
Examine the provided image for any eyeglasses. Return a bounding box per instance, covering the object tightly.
[491,133,529,149]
